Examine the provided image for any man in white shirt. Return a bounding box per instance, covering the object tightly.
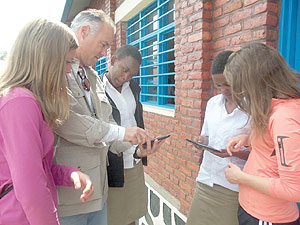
[102,45,163,225]
[186,51,250,225]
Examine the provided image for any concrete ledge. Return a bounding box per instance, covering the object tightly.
[115,0,153,23]
[145,173,180,209]
[143,104,175,117]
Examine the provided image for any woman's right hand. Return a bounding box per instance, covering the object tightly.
[226,134,249,156]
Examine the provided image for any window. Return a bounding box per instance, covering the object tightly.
[127,0,175,109]
[279,0,300,210]
[278,0,300,72]
[96,56,108,76]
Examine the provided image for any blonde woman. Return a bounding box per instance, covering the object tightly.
[225,43,300,225]
[0,19,93,225]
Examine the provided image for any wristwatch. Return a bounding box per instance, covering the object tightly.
[133,146,142,159]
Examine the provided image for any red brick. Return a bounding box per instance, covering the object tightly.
[188,53,201,62]
[189,12,203,23]
[182,18,188,26]
[213,38,231,49]
[266,14,278,27]
[179,180,192,192]
[195,1,203,11]
[213,29,223,39]
[188,71,203,79]
[215,0,230,8]
[204,1,213,10]
[178,148,193,161]
[253,29,277,41]
[161,168,170,178]
[214,7,223,18]
[165,164,175,174]
[185,25,193,34]
[180,36,188,45]
[194,99,208,109]
[232,8,252,23]
[245,0,259,6]
[224,23,242,35]
[181,116,193,125]
[182,46,194,53]
[232,32,252,45]
[182,6,194,17]
[174,155,186,167]
[170,174,179,185]
[203,10,212,19]
[266,41,277,48]
[187,89,203,98]
[181,99,194,107]
[181,0,188,9]
[254,2,278,14]
[194,61,212,71]
[188,108,201,117]
[195,21,212,31]
[244,14,277,30]
[182,63,194,71]
[188,31,212,42]
[224,0,242,14]
[195,42,213,51]
[180,164,192,176]
[214,16,230,29]
[187,161,200,172]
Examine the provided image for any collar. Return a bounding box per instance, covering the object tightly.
[103,73,130,92]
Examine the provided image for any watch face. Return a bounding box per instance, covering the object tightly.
[133,146,141,159]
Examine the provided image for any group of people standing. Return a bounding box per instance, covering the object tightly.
[186,45,300,225]
[0,7,300,225]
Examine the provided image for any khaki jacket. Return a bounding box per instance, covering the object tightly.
[54,59,130,217]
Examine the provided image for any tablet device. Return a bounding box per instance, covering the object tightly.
[143,135,171,148]
[186,139,220,153]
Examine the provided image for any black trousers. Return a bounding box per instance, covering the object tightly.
[238,205,300,225]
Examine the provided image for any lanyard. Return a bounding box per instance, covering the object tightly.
[0,184,13,199]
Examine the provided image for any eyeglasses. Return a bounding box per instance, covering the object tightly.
[77,66,90,91]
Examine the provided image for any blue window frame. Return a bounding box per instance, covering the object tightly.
[96,56,108,76]
[127,0,175,109]
[279,0,300,211]
[278,0,300,72]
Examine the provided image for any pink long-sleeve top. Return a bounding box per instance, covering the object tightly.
[0,87,78,225]
[239,98,300,223]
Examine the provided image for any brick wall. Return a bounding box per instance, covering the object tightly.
[91,0,280,217]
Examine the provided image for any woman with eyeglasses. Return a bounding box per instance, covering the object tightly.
[0,19,93,225]
[225,43,300,225]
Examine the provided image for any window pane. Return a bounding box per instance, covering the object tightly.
[127,0,175,108]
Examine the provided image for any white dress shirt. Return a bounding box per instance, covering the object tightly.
[76,67,125,143]
[103,75,140,168]
[196,94,250,192]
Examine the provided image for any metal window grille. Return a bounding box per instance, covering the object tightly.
[278,0,300,72]
[127,0,175,108]
[96,56,108,76]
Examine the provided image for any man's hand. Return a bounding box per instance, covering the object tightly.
[136,138,165,158]
[124,127,152,145]
[70,171,94,202]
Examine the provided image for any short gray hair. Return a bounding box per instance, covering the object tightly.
[70,9,116,35]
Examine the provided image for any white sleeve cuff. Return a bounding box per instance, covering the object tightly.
[101,124,125,142]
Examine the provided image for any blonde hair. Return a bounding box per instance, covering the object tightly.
[224,42,300,135]
[0,19,78,128]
